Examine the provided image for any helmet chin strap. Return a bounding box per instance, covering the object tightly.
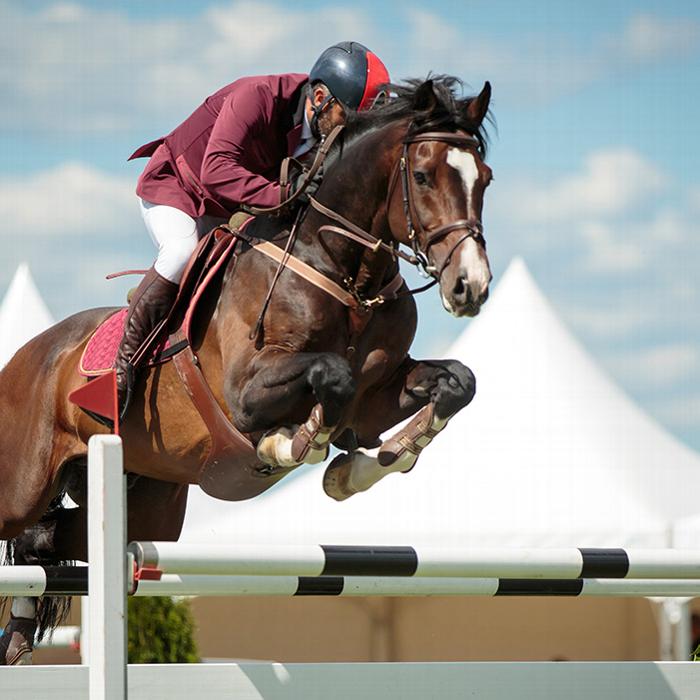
[309,91,337,140]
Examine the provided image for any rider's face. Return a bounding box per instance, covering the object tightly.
[307,87,347,137]
[325,100,346,128]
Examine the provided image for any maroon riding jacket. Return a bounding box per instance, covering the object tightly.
[129,73,309,218]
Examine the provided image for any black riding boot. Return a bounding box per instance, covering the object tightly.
[115,267,178,420]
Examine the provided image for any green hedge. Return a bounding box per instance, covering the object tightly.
[127,596,199,663]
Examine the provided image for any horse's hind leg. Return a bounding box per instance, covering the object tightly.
[324,357,475,500]
[232,350,355,468]
[0,465,188,665]
[0,452,76,666]
[0,503,83,665]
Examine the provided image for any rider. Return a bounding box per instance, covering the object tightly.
[118,42,390,419]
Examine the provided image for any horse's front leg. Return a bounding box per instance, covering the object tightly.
[324,357,475,500]
[233,350,355,468]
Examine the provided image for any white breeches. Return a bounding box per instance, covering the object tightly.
[139,199,227,283]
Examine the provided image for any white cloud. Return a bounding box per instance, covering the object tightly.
[1,4,698,134]
[617,14,700,61]
[604,343,700,389]
[39,2,87,22]
[0,163,135,236]
[0,1,377,133]
[514,149,667,224]
[563,304,654,339]
[578,203,698,274]
[493,146,700,275]
[578,221,648,272]
[400,9,597,99]
[401,10,700,101]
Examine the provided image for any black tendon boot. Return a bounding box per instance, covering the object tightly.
[114,267,178,420]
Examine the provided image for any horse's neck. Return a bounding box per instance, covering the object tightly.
[300,128,400,288]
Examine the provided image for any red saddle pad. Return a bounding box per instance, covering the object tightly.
[79,309,171,377]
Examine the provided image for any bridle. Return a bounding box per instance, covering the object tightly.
[387,130,487,281]
[307,127,488,297]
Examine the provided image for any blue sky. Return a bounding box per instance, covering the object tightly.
[1,0,699,450]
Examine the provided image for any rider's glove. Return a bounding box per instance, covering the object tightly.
[287,165,323,207]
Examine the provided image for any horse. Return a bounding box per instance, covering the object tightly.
[0,76,493,663]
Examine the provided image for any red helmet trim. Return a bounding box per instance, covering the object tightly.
[358,51,390,111]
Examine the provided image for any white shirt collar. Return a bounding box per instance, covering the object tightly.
[293,107,316,158]
[300,107,313,142]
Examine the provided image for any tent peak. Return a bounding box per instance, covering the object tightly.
[0,263,54,367]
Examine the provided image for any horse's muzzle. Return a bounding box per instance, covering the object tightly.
[443,274,490,317]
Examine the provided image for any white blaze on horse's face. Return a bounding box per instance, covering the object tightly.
[441,147,492,317]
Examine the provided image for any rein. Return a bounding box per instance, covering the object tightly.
[246,125,345,217]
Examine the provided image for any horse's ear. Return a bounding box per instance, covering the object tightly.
[413,79,438,113]
[465,81,491,125]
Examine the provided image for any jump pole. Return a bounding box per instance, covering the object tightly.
[129,541,700,580]
[130,574,700,598]
[87,434,126,700]
[2,569,700,598]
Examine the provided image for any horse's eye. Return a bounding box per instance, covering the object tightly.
[413,171,428,186]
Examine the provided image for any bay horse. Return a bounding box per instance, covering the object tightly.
[0,76,493,663]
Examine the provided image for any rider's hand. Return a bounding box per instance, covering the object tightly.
[287,165,323,207]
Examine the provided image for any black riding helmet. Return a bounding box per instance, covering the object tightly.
[309,41,390,113]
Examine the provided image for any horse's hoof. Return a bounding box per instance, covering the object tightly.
[324,448,393,500]
[323,452,356,501]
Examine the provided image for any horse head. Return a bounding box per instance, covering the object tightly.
[384,78,494,317]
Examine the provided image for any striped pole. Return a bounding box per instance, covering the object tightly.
[132,574,700,598]
[129,542,700,580]
[3,566,700,598]
[0,565,88,596]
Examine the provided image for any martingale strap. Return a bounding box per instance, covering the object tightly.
[250,239,405,308]
[252,240,358,308]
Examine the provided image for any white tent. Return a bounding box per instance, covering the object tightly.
[180,258,700,548]
[0,263,54,367]
[672,515,700,549]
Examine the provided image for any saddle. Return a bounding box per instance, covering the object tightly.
[80,224,240,376]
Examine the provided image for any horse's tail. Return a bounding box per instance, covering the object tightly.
[2,494,73,643]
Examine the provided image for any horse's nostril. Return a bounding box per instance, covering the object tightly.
[453,277,472,305]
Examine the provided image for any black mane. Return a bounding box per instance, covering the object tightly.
[342,75,493,157]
